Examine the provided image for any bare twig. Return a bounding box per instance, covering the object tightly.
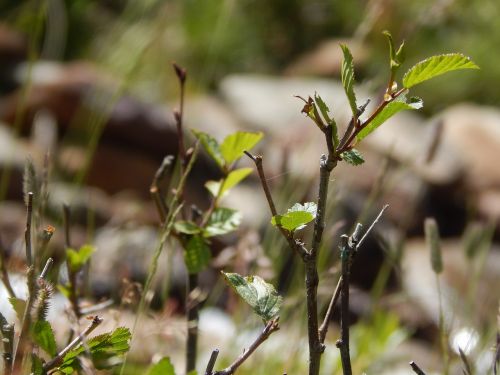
[458,347,474,375]
[213,318,280,375]
[25,192,34,267]
[80,299,114,315]
[205,349,219,375]
[319,276,342,343]
[409,361,427,375]
[173,63,187,168]
[356,204,389,250]
[39,257,53,280]
[0,237,15,298]
[0,312,14,375]
[186,273,200,373]
[43,316,103,371]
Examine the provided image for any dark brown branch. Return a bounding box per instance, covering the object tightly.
[409,361,427,375]
[186,273,200,373]
[0,312,14,375]
[213,318,279,375]
[318,276,342,343]
[43,316,103,371]
[25,192,34,267]
[0,238,15,298]
[205,349,219,375]
[244,151,308,260]
[173,63,187,169]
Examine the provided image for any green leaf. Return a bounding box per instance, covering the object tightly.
[222,272,282,322]
[192,130,225,169]
[340,44,358,116]
[383,31,405,73]
[220,131,263,165]
[174,221,201,235]
[31,354,44,375]
[271,202,317,232]
[59,327,131,372]
[184,235,211,274]
[403,53,479,88]
[32,320,57,357]
[66,244,95,273]
[148,357,176,375]
[205,168,252,198]
[204,207,241,237]
[356,95,423,141]
[8,297,26,322]
[341,149,365,166]
[314,94,339,148]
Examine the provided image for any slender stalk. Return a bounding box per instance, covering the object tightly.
[43,316,103,371]
[213,318,279,375]
[0,312,14,375]
[25,192,34,268]
[0,238,15,298]
[205,349,219,375]
[319,276,342,343]
[63,204,81,318]
[186,273,199,373]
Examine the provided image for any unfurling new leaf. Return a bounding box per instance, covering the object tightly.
[340,44,358,116]
[403,53,479,89]
[66,244,95,273]
[222,272,282,322]
[271,202,317,232]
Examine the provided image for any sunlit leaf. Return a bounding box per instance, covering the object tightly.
[220,131,263,165]
[184,235,211,274]
[148,357,176,375]
[403,53,479,88]
[205,168,252,198]
[66,245,95,273]
[340,44,358,116]
[222,272,282,322]
[174,221,201,235]
[357,95,423,141]
[32,320,57,357]
[271,202,317,232]
[314,94,339,148]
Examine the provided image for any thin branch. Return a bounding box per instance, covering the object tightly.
[214,318,279,375]
[205,349,219,375]
[409,361,427,375]
[0,312,14,375]
[80,299,114,315]
[62,203,71,249]
[458,347,473,375]
[356,204,389,250]
[318,276,342,343]
[173,63,187,168]
[63,204,81,318]
[0,237,15,298]
[43,316,103,371]
[39,257,53,280]
[244,151,308,260]
[186,273,200,373]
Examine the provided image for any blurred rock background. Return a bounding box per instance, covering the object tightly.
[0,1,498,374]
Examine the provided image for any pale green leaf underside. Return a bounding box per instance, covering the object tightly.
[174,221,201,235]
[184,235,211,274]
[204,207,241,237]
[220,131,263,165]
[148,357,176,375]
[222,272,282,322]
[340,44,358,116]
[271,202,317,232]
[357,96,423,141]
[403,53,479,88]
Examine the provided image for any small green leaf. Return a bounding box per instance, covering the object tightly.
[8,297,26,322]
[31,354,44,375]
[59,327,131,372]
[314,94,339,147]
[205,168,252,198]
[222,272,282,322]
[383,31,404,73]
[357,95,423,141]
[340,44,358,116]
[204,208,241,237]
[192,130,225,169]
[403,53,479,88]
[184,235,211,274]
[148,357,176,375]
[220,131,263,165]
[32,320,57,357]
[341,149,365,166]
[174,221,201,235]
[271,202,317,232]
[66,244,95,273]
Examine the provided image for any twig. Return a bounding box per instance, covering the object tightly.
[244,152,307,260]
[0,312,14,375]
[213,318,280,375]
[39,257,53,280]
[173,63,187,168]
[458,347,473,375]
[63,204,81,318]
[150,154,175,223]
[318,276,342,343]
[62,204,71,249]
[43,316,103,371]
[356,204,389,250]
[205,349,219,375]
[409,361,427,375]
[80,299,114,315]
[0,237,15,298]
